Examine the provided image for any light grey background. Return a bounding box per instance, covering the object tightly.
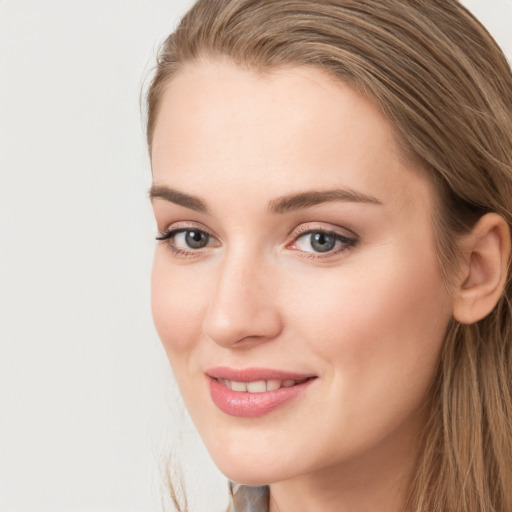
[1,1,511,511]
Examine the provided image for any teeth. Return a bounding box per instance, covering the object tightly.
[220,378,302,392]
[231,381,248,392]
[246,380,266,393]
[266,379,281,391]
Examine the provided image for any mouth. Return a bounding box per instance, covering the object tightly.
[206,367,317,418]
[216,376,312,392]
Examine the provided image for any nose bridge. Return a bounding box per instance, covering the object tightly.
[203,246,281,347]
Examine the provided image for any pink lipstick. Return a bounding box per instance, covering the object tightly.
[206,367,316,417]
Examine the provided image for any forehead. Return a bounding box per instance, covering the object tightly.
[151,60,433,215]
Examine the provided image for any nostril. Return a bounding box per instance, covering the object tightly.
[203,292,283,348]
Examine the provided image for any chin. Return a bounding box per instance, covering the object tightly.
[216,463,282,487]
[207,445,292,486]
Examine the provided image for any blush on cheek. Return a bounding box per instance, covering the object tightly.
[152,292,204,353]
[151,262,206,354]
[293,251,448,368]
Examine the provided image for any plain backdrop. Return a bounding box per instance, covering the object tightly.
[1,1,511,511]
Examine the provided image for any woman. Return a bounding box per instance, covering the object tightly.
[146,1,512,510]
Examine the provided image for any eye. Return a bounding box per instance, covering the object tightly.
[156,227,217,254]
[175,229,210,249]
[291,229,357,255]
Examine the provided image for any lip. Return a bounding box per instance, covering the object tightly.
[206,367,317,418]
[207,366,315,382]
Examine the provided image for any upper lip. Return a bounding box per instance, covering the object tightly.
[206,366,316,382]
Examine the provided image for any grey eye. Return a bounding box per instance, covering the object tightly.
[295,231,341,253]
[293,229,357,255]
[182,230,210,249]
[156,227,218,255]
[309,232,337,253]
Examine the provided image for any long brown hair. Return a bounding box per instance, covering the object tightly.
[145,1,512,510]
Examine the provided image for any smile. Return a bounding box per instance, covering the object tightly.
[206,367,317,417]
[217,377,309,392]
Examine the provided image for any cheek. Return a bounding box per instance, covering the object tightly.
[151,252,208,357]
[274,253,451,458]
[285,248,451,393]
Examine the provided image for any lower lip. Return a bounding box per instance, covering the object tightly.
[208,377,315,418]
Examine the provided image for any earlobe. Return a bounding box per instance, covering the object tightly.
[453,213,511,324]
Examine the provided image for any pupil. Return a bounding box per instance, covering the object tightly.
[311,232,335,253]
[185,230,208,249]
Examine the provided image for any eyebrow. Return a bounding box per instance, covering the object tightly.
[268,189,382,213]
[149,185,209,213]
[149,185,382,214]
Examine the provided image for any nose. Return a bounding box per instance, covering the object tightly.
[203,253,282,348]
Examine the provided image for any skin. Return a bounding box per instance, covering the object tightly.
[150,61,456,512]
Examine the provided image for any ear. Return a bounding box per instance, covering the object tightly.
[453,213,511,324]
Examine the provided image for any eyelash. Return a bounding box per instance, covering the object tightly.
[155,225,217,258]
[155,225,358,259]
[288,227,357,259]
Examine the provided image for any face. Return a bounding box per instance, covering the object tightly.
[150,61,454,486]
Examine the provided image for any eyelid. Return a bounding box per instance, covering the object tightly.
[157,221,218,240]
[286,223,359,258]
[157,220,209,232]
[289,223,358,240]
[156,222,220,257]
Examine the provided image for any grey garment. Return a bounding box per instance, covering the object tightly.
[227,482,270,512]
